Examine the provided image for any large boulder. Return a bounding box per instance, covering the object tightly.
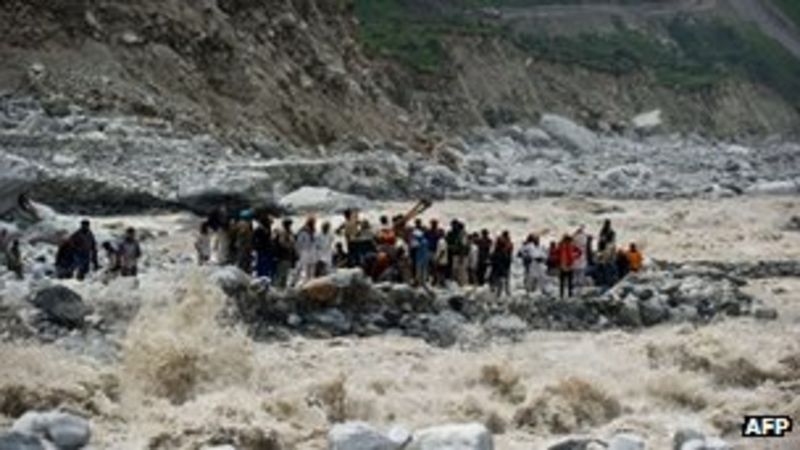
[328,422,406,450]
[299,269,372,305]
[29,286,92,329]
[278,186,372,214]
[539,114,598,154]
[631,109,663,132]
[12,410,91,450]
[407,423,493,450]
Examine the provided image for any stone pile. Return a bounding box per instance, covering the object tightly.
[219,262,769,348]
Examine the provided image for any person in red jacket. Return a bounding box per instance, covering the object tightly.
[556,234,582,299]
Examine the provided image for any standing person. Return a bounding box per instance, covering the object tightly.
[253,216,275,280]
[118,228,142,277]
[490,231,513,297]
[433,234,449,287]
[598,219,616,253]
[467,233,480,285]
[448,221,469,286]
[71,220,99,281]
[333,243,348,269]
[274,219,295,288]
[476,229,492,285]
[6,239,23,279]
[315,222,334,276]
[101,241,121,275]
[412,225,430,287]
[594,243,617,290]
[518,235,537,293]
[293,217,318,285]
[529,235,549,294]
[208,207,231,265]
[426,219,444,276]
[572,225,590,288]
[337,209,360,267]
[626,243,644,273]
[556,234,582,299]
[55,237,75,279]
[546,241,558,276]
[234,211,254,274]
[195,222,212,265]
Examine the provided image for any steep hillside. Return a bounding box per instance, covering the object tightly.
[0,0,417,147]
[1,0,799,147]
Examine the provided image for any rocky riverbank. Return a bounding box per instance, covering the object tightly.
[2,97,799,215]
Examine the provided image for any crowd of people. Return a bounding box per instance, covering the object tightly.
[193,203,645,299]
[1,195,645,298]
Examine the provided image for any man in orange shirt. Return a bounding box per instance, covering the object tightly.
[627,243,644,272]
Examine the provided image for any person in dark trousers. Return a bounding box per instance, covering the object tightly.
[55,237,75,279]
[476,229,492,285]
[333,243,348,269]
[253,216,274,279]
[70,220,98,280]
[274,219,295,288]
[489,231,513,297]
[556,235,582,299]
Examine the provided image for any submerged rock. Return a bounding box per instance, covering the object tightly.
[29,286,91,329]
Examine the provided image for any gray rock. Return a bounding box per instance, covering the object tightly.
[539,114,598,154]
[483,314,528,339]
[673,429,705,450]
[0,432,45,450]
[608,433,645,450]
[30,286,91,329]
[311,308,351,335]
[12,411,91,450]
[638,297,669,326]
[753,307,778,321]
[0,152,37,217]
[746,178,800,195]
[278,186,372,214]
[548,438,606,450]
[328,422,402,450]
[407,423,493,450]
[211,266,252,296]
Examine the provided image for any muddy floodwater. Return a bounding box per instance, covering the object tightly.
[1,196,799,449]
